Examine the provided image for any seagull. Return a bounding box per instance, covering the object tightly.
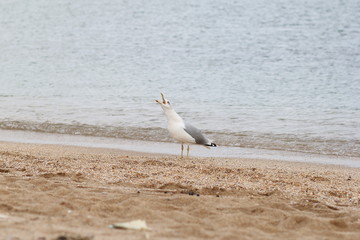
[156,93,217,158]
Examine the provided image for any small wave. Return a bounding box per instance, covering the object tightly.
[206,131,360,158]
[0,120,170,141]
[0,120,359,158]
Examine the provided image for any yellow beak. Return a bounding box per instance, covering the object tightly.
[161,93,166,104]
[155,93,167,104]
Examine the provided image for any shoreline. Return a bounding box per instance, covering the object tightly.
[1,141,360,239]
[1,129,359,168]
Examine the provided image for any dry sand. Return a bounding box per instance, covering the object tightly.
[0,141,359,240]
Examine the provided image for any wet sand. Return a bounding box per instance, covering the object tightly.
[0,141,359,240]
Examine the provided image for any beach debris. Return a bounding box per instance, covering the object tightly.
[55,235,93,240]
[109,220,151,230]
[181,189,200,196]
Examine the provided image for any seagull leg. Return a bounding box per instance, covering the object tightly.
[187,145,190,158]
[181,144,184,159]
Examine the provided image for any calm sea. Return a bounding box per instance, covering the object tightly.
[1,0,359,157]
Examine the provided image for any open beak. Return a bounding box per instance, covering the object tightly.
[156,93,166,104]
[161,93,166,104]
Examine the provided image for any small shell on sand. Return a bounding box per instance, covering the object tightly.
[109,220,151,230]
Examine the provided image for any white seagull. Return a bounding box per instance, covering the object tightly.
[156,93,217,158]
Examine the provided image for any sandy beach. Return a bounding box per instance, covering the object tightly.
[0,141,359,240]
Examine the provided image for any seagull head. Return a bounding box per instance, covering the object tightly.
[156,93,172,110]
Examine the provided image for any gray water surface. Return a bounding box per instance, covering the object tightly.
[1,0,360,157]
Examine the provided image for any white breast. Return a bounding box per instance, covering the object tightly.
[167,121,196,144]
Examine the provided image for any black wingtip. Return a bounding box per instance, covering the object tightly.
[206,143,217,147]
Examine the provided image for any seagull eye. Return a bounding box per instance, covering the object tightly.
[167,101,170,104]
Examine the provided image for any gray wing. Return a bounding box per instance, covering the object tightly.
[184,123,209,145]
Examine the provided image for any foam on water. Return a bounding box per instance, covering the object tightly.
[1,129,359,168]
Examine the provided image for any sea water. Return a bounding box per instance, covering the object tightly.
[1,0,359,158]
